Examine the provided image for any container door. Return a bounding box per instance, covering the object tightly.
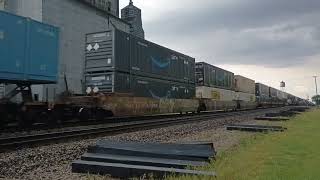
[114,30,130,72]
[130,35,150,75]
[27,20,59,82]
[195,63,205,86]
[85,31,114,73]
[85,72,115,93]
[0,12,27,81]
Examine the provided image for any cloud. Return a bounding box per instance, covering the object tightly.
[120,0,320,68]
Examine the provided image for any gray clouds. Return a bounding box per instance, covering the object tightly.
[121,0,320,67]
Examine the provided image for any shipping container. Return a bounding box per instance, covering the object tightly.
[85,29,195,83]
[269,87,278,98]
[85,71,195,99]
[235,92,256,102]
[277,90,288,100]
[255,83,269,98]
[196,86,235,101]
[5,0,131,100]
[234,75,255,94]
[0,11,59,84]
[195,62,234,90]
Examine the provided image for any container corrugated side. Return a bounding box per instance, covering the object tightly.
[234,75,255,94]
[277,90,287,100]
[131,75,195,99]
[128,31,195,83]
[85,71,130,94]
[85,29,195,84]
[269,87,277,98]
[195,62,234,90]
[27,19,59,82]
[0,11,26,82]
[85,71,195,99]
[255,83,269,97]
[196,86,235,101]
[0,11,59,84]
[85,31,118,73]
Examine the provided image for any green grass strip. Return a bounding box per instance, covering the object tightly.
[169,108,320,180]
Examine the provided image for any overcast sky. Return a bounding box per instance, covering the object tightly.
[120,0,320,99]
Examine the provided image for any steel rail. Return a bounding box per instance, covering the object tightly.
[0,107,288,150]
[0,106,283,133]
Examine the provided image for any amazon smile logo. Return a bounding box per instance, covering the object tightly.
[151,57,171,69]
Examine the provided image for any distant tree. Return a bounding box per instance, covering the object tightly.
[312,95,320,105]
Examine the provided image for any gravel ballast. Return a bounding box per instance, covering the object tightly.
[0,108,289,180]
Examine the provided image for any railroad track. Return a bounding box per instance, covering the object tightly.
[0,107,289,150]
[0,106,283,133]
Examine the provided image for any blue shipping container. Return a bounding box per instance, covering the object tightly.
[0,11,59,84]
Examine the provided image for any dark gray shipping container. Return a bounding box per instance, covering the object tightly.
[269,87,278,98]
[85,29,195,83]
[195,62,234,90]
[255,83,269,98]
[85,72,195,99]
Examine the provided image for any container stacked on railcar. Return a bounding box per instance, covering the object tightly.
[0,11,60,127]
[0,11,59,84]
[268,87,277,106]
[84,29,195,99]
[195,62,236,111]
[277,90,288,105]
[234,75,256,109]
[57,28,199,120]
[255,83,270,107]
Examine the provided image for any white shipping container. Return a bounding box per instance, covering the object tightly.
[235,92,256,102]
[196,86,235,101]
[234,75,255,94]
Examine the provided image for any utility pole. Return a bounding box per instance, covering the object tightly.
[313,76,318,95]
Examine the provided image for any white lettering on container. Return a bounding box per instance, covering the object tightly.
[93,33,107,38]
[132,67,140,71]
[92,76,106,81]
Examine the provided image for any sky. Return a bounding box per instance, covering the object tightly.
[120,0,320,100]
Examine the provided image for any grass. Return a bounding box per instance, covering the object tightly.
[169,108,320,180]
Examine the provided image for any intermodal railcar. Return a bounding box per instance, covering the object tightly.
[0,11,310,128]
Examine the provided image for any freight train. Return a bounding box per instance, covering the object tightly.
[0,11,312,128]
